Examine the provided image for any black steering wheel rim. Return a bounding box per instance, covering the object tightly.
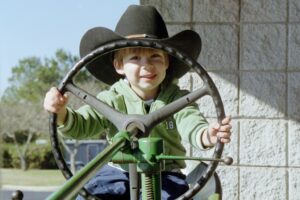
[49,39,225,200]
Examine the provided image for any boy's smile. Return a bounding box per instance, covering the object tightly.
[114,48,169,100]
[140,73,157,80]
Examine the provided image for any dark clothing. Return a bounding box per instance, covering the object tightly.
[76,165,189,200]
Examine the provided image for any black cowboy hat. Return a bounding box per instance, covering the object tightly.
[80,5,201,85]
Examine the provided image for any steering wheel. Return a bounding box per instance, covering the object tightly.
[49,39,226,200]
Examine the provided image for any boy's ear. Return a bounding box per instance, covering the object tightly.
[113,59,125,75]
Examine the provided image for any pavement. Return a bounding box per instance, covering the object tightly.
[1,185,60,192]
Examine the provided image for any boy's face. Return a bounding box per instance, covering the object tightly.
[114,48,169,100]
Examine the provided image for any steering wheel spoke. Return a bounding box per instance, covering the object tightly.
[64,82,126,130]
[144,85,210,130]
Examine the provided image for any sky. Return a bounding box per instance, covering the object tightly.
[0,0,139,97]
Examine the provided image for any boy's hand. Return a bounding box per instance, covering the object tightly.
[202,116,232,147]
[43,87,68,125]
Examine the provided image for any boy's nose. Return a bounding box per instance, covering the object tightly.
[140,57,152,67]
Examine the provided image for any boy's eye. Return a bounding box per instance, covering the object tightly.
[129,56,140,60]
[151,54,163,60]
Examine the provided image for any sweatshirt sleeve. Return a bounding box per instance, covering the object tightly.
[57,105,110,139]
[57,91,115,139]
[174,103,209,150]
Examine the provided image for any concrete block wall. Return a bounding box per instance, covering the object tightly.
[140,0,300,199]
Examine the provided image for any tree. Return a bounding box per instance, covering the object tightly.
[1,48,107,170]
[1,49,93,103]
[0,102,48,170]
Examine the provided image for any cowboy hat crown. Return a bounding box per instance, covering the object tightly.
[80,5,201,85]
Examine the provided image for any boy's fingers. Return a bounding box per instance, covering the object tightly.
[44,86,68,113]
[60,94,69,102]
[219,124,232,132]
[221,116,231,125]
[220,138,231,144]
[209,123,220,136]
[217,131,231,138]
[212,122,220,130]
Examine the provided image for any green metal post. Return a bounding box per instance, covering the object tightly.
[46,131,129,200]
[138,138,164,200]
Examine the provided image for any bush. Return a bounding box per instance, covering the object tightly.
[2,130,39,144]
[27,144,57,169]
[2,145,13,168]
[10,150,21,169]
[2,142,57,169]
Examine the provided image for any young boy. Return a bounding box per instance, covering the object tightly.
[44,5,231,200]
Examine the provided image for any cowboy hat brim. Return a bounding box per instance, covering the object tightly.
[79,27,201,85]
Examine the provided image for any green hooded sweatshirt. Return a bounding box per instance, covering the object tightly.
[59,79,208,171]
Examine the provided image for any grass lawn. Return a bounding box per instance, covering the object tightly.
[1,168,66,186]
